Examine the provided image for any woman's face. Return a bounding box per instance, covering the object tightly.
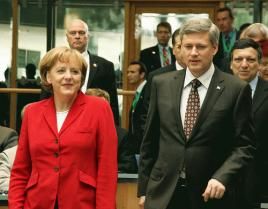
[46,57,82,98]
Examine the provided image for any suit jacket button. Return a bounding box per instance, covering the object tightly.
[54,152,59,158]
[54,166,59,172]
[55,139,59,144]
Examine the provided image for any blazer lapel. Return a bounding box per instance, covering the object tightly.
[43,97,58,137]
[172,70,186,142]
[189,69,225,140]
[87,52,98,87]
[59,92,85,135]
[253,78,268,113]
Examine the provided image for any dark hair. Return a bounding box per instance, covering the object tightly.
[129,61,147,77]
[230,38,262,63]
[157,22,172,33]
[25,63,37,79]
[217,6,234,20]
[171,28,181,46]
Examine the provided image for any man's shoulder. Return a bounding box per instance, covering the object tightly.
[90,53,113,65]
[0,126,17,136]
[140,45,158,54]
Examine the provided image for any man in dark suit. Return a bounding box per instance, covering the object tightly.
[230,38,268,209]
[213,7,238,73]
[139,22,176,75]
[138,18,255,209]
[116,61,148,174]
[42,19,119,125]
[142,27,186,115]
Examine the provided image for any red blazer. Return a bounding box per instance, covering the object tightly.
[9,92,118,209]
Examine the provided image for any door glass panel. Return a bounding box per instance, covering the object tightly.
[139,13,209,50]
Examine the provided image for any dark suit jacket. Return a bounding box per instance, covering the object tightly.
[88,53,119,125]
[0,82,9,126]
[138,68,255,209]
[128,85,147,154]
[143,63,177,112]
[140,45,175,75]
[213,31,239,74]
[241,77,268,206]
[40,52,119,125]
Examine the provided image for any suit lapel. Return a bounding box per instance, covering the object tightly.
[171,70,186,142]
[59,92,85,135]
[87,53,98,87]
[43,98,58,137]
[253,78,268,113]
[189,69,225,140]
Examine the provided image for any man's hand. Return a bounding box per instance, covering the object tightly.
[139,196,146,209]
[202,179,225,202]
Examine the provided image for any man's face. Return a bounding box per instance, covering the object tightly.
[172,35,186,67]
[156,26,171,46]
[230,47,259,82]
[216,11,233,33]
[181,32,218,77]
[66,21,89,53]
[127,64,144,85]
[259,57,268,81]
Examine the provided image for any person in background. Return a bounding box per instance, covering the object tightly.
[8,46,118,209]
[0,126,18,192]
[230,38,268,209]
[138,17,255,209]
[259,40,268,81]
[41,19,120,126]
[85,88,136,173]
[214,6,238,73]
[238,23,252,38]
[17,63,41,132]
[141,28,186,121]
[126,61,147,155]
[240,23,268,43]
[140,21,176,74]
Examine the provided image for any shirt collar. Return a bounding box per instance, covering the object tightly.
[136,80,147,93]
[176,61,184,71]
[249,75,258,96]
[184,64,215,88]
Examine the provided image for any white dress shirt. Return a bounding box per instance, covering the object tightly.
[81,51,90,93]
[180,64,215,127]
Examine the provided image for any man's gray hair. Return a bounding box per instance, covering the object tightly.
[179,18,220,46]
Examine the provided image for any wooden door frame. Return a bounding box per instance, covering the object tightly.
[121,0,223,128]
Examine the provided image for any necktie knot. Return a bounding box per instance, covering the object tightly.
[191,79,201,90]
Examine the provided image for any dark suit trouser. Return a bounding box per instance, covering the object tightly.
[167,179,191,209]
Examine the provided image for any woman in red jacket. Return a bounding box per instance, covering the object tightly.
[8,46,118,209]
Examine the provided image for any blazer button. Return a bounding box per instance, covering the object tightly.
[54,166,59,172]
[55,139,59,144]
[54,152,59,158]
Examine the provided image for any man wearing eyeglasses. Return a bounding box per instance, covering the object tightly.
[65,19,119,125]
[230,38,268,209]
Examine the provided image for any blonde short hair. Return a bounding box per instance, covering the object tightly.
[85,88,110,103]
[39,46,87,92]
[240,23,268,41]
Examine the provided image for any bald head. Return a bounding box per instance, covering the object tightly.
[66,19,89,53]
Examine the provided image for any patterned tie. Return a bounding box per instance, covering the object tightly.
[183,79,202,139]
[132,91,140,109]
[162,47,170,66]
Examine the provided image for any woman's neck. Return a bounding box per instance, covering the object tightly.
[54,94,77,112]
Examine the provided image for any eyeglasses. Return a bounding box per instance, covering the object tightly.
[233,57,258,64]
[68,30,87,36]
